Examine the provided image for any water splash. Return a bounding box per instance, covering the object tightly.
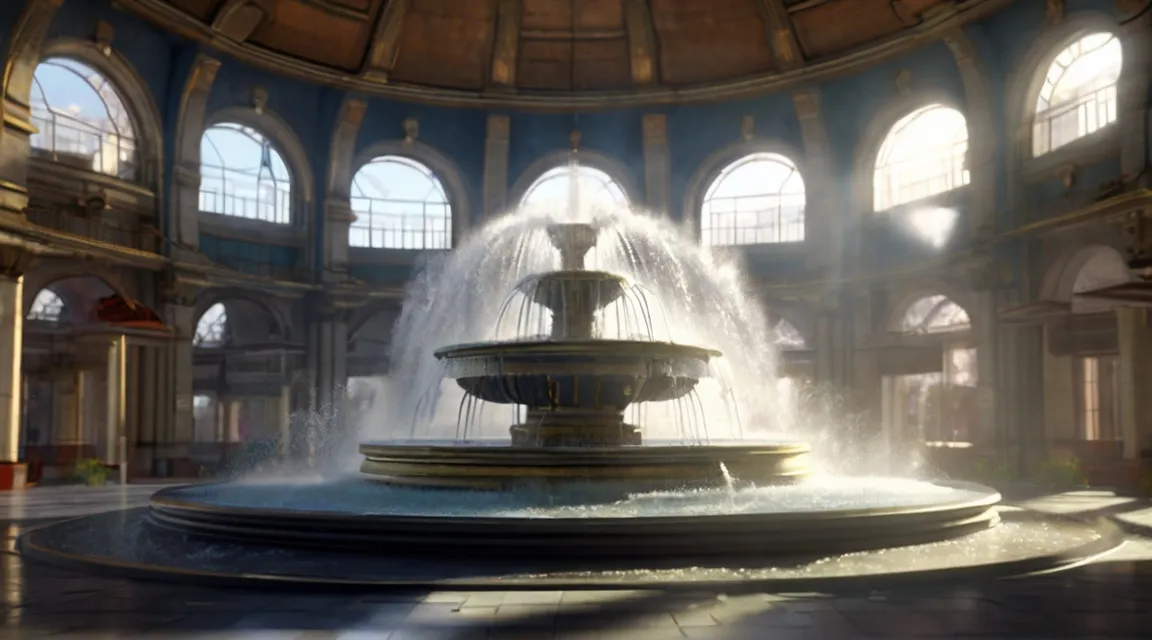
[719,462,737,509]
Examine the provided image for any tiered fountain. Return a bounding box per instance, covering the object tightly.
[359,222,810,492]
[19,208,1121,588]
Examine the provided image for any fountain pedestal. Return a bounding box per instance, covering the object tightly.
[511,410,641,447]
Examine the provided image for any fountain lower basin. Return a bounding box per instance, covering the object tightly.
[144,475,1002,559]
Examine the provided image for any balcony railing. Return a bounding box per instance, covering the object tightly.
[1032,84,1118,157]
[24,205,160,253]
[874,142,969,211]
[30,110,138,182]
[701,195,805,246]
[349,197,452,250]
[199,186,293,225]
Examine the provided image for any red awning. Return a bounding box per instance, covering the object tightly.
[91,295,172,333]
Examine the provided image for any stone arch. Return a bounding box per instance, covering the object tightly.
[1003,11,1119,159]
[22,274,120,326]
[851,90,969,214]
[886,282,976,334]
[349,139,472,243]
[22,263,133,311]
[192,287,293,344]
[203,104,316,219]
[682,138,810,241]
[942,30,997,231]
[36,37,165,189]
[326,97,368,202]
[1039,244,1130,311]
[169,54,222,245]
[509,149,642,209]
[1,0,64,130]
[762,300,814,349]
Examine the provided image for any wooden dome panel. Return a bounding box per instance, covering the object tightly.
[247,0,381,71]
[168,0,221,20]
[390,0,498,90]
[649,0,773,86]
[790,0,947,59]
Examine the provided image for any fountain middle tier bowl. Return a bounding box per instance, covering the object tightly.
[434,339,721,406]
[359,440,813,491]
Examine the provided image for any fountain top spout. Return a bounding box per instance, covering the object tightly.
[547,223,598,271]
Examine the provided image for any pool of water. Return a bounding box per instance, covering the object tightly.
[160,475,998,519]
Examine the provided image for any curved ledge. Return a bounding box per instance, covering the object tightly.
[117,0,1011,108]
[143,479,1000,558]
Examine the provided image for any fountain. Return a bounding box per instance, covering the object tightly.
[17,201,1122,589]
[359,221,811,492]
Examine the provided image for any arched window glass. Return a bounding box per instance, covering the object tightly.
[701,153,806,246]
[350,156,452,250]
[520,164,629,214]
[27,289,65,323]
[199,123,292,224]
[900,295,971,334]
[1033,33,1122,156]
[194,303,228,347]
[874,105,970,211]
[774,318,807,350]
[29,58,138,180]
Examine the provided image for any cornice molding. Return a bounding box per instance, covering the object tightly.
[116,0,1012,109]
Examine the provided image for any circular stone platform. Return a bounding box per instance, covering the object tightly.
[359,440,813,489]
[145,477,1001,558]
[19,507,1122,592]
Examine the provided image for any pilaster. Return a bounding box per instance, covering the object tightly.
[791,90,835,265]
[0,247,29,488]
[482,115,511,218]
[1116,307,1152,459]
[1116,6,1151,179]
[1,0,64,217]
[641,114,670,214]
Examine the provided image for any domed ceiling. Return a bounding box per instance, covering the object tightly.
[121,0,1004,106]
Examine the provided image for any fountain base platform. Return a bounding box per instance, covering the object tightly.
[358,440,812,491]
[19,507,1122,592]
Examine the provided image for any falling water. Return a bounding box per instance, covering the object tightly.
[361,162,793,449]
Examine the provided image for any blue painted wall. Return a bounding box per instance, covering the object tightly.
[19,0,1132,283]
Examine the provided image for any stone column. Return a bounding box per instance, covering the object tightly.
[641,114,670,215]
[482,115,511,218]
[322,199,355,280]
[1116,307,1152,459]
[0,267,25,489]
[972,289,999,444]
[104,336,127,464]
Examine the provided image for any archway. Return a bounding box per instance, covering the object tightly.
[880,294,977,449]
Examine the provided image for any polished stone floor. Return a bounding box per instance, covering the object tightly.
[3,485,1152,638]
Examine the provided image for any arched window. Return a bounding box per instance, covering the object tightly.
[194,303,228,347]
[199,123,292,224]
[1032,32,1123,157]
[774,317,807,350]
[29,58,138,180]
[701,153,806,246]
[899,295,971,334]
[27,289,65,323]
[520,164,629,213]
[350,156,452,250]
[874,105,970,211]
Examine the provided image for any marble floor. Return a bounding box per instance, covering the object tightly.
[3,485,1152,639]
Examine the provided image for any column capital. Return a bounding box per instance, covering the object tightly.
[0,246,32,280]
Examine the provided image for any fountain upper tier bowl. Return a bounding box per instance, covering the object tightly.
[435,339,720,406]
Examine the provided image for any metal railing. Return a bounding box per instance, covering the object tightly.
[874,141,969,211]
[700,195,805,246]
[199,185,293,225]
[1032,84,1117,156]
[30,110,138,182]
[349,196,452,250]
[24,205,161,253]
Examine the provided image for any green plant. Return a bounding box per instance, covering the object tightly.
[966,455,1015,486]
[72,458,109,487]
[1037,453,1088,489]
